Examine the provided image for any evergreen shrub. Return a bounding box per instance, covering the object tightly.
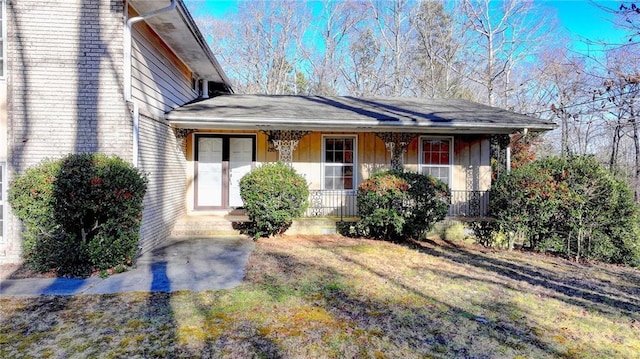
[9,153,148,276]
[489,155,640,266]
[351,170,450,240]
[239,162,309,238]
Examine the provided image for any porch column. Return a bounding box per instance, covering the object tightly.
[262,130,310,164]
[375,132,417,170]
[173,128,195,155]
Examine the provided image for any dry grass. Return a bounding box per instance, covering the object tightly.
[1,235,639,358]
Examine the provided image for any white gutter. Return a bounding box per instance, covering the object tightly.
[124,0,177,102]
[124,0,177,166]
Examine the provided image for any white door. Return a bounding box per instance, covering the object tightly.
[229,137,254,207]
[196,137,223,207]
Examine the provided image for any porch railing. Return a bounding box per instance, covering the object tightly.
[449,190,489,218]
[304,189,490,219]
[305,190,358,219]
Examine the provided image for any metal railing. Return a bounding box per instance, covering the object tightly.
[305,190,358,219]
[449,190,489,218]
[304,189,490,219]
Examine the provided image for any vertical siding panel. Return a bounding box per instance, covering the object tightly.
[480,137,492,191]
[404,136,419,173]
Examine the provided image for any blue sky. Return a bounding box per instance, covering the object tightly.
[184,0,632,56]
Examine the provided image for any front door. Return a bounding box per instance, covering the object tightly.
[195,134,256,209]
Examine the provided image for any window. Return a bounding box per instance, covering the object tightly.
[420,137,452,185]
[323,136,356,190]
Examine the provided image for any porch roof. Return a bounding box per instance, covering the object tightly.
[166,95,557,134]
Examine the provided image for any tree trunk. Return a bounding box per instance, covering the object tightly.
[632,106,640,200]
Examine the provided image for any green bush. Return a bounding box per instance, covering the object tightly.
[468,220,510,248]
[490,155,640,266]
[354,170,450,241]
[443,221,468,242]
[240,162,309,238]
[9,153,148,276]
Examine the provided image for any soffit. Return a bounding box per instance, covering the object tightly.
[128,0,230,87]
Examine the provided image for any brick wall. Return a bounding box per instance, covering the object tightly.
[2,0,130,263]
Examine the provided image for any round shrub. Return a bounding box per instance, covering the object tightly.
[9,153,148,276]
[240,162,309,238]
[9,158,63,273]
[490,155,640,266]
[355,170,450,241]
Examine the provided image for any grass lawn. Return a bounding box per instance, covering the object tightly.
[1,235,639,358]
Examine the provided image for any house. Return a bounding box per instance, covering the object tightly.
[166,95,555,221]
[0,0,555,264]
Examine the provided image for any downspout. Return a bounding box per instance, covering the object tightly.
[124,0,177,166]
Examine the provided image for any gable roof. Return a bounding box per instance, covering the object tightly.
[166,94,556,134]
[129,0,231,90]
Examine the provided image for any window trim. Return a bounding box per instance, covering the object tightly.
[418,136,453,187]
[321,134,358,191]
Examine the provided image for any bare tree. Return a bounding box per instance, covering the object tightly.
[342,27,389,96]
[410,0,464,98]
[199,0,308,94]
[305,0,367,95]
[368,0,416,96]
[457,0,551,107]
[535,48,593,157]
[603,46,640,196]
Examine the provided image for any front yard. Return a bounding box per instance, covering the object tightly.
[1,236,639,358]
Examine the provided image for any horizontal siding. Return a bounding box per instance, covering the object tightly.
[138,114,187,253]
[131,18,197,115]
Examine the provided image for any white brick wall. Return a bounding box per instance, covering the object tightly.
[0,0,202,264]
[2,0,130,263]
[7,0,130,171]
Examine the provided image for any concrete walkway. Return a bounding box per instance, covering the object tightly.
[0,236,255,297]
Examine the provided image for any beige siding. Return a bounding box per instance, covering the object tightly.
[187,130,492,213]
[451,136,492,191]
[130,5,197,116]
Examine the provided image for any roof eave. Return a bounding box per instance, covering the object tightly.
[128,0,233,91]
[167,116,557,134]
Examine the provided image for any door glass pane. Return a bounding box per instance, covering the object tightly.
[229,138,253,207]
[197,137,223,207]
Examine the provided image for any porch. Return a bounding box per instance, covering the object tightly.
[304,189,490,220]
[171,189,489,238]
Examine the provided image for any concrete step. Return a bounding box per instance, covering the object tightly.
[172,213,359,237]
[171,214,250,237]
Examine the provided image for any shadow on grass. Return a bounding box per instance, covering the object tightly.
[323,248,563,357]
[233,240,565,358]
[403,238,640,319]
